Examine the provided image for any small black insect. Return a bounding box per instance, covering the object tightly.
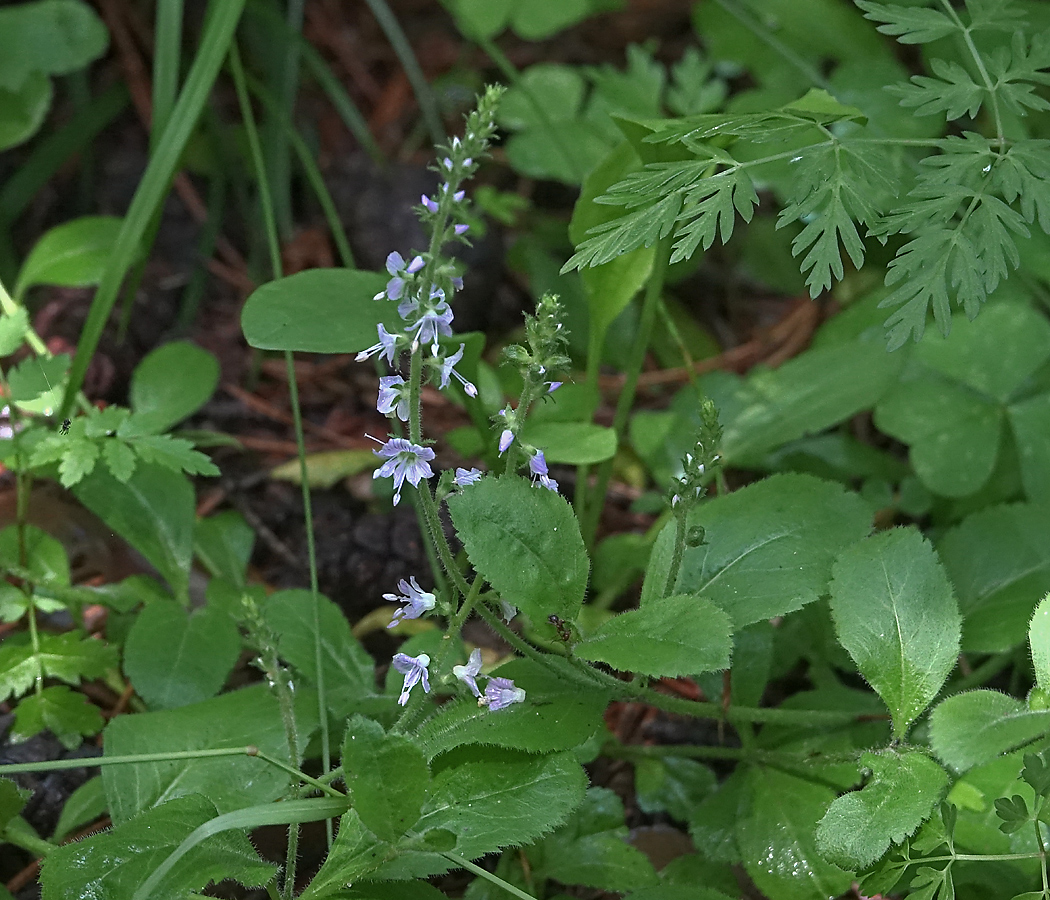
[59,418,71,435]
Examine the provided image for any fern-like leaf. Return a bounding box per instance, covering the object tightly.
[855,1,960,44]
[670,170,758,263]
[889,58,984,120]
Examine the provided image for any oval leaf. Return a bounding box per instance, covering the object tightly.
[929,690,1050,773]
[816,749,948,869]
[129,341,219,434]
[447,475,588,623]
[575,593,732,677]
[241,268,398,353]
[14,216,124,299]
[520,420,617,465]
[829,527,960,738]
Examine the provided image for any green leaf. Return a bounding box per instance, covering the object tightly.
[39,794,274,900]
[642,474,871,627]
[534,788,658,892]
[123,599,241,710]
[73,463,194,602]
[829,527,960,737]
[416,656,610,758]
[855,0,958,43]
[53,776,106,842]
[0,523,69,586]
[519,421,617,465]
[510,0,592,40]
[0,307,29,356]
[890,58,985,120]
[717,337,907,465]
[299,809,392,898]
[342,717,429,842]
[0,72,51,151]
[874,377,1001,498]
[937,503,1050,652]
[447,475,589,623]
[0,778,28,832]
[101,683,318,824]
[194,510,254,587]
[12,685,103,748]
[129,341,219,434]
[126,433,218,478]
[7,352,68,407]
[994,793,1031,834]
[737,768,852,900]
[13,216,124,300]
[1031,595,1050,694]
[263,589,380,720]
[1008,391,1050,503]
[687,767,748,862]
[441,0,512,39]
[635,756,717,822]
[0,632,116,703]
[816,750,949,869]
[575,593,732,676]
[930,690,1050,773]
[241,268,396,353]
[0,0,108,92]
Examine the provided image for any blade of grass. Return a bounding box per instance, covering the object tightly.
[245,0,383,164]
[230,43,332,866]
[242,70,355,268]
[152,0,185,144]
[60,0,247,418]
[362,0,444,147]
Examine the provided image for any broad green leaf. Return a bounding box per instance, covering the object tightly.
[914,304,1050,404]
[0,523,69,586]
[0,307,29,356]
[14,216,124,300]
[829,527,960,737]
[53,776,106,842]
[737,768,852,900]
[101,683,318,824]
[687,767,748,863]
[510,0,592,40]
[635,756,717,822]
[816,750,949,869]
[241,269,396,353]
[342,717,428,842]
[263,589,380,720]
[447,475,589,623]
[441,0,512,39]
[0,0,108,92]
[298,808,392,898]
[937,503,1050,652]
[123,599,241,710]
[642,474,871,627]
[575,593,732,676]
[874,376,1002,497]
[7,352,68,408]
[39,795,273,900]
[129,341,219,434]
[12,684,103,748]
[194,510,254,587]
[1031,595,1050,694]
[534,788,657,891]
[0,778,28,832]
[416,656,610,759]
[0,71,51,151]
[1008,391,1050,503]
[929,690,1050,773]
[718,338,907,465]
[73,463,194,602]
[519,421,617,465]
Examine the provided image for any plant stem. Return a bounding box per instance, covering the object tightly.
[582,235,672,547]
[662,504,688,598]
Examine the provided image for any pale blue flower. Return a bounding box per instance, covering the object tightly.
[453,648,483,698]
[373,437,435,505]
[547,381,562,393]
[355,323,400,365]
[409,300,455,354]
[385,576,437,627]
[498,599,517,623]
[406,255,425,274]
[528,450,559,491]
[454,467,483,487]
[485,677,525,711]
[454,223,469,236]
[422,194,439,213]
[392,652,431,705]
[498,429,514,454]
[377,375,411,422]
[437,344,478,397]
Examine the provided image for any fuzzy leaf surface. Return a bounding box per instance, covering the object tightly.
[39,795,273,900]
[575,593,732,676]
[816,750,949,868]
[447,475,588,623]
[642,474,871,626]
[829,528,960,737]
[930,690,1050,772]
